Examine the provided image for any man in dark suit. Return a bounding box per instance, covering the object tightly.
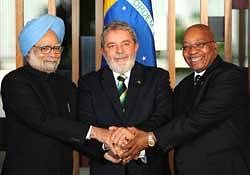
[0,14,117,175]
[78,21,173,175]
[120,24,250,175]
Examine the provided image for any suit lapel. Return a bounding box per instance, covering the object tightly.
[176,73,195,113]
[193,56,223,107]
[100,67,124,119]
[125,63,143,116]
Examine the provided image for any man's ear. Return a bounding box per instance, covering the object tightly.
[212,41,218,51]
[135,43,139,52]
[25,51,31,61]
[100,48,106,58]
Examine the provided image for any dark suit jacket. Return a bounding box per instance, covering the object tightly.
[1,65,89,175]
[78,62,173,175]
[155,56,250,175]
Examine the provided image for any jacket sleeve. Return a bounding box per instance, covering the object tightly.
[1,74,89,147]
[155,68,248,152]
[77,76,106,160]
[136,70,173,131]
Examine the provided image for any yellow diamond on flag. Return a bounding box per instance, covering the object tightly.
[104,0,117,16]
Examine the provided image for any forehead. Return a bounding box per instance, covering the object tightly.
[36,30,59,45]
[184,27,212,43]
[105,30,133,43]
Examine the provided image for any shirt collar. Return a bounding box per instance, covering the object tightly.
[113,71,131,87]
[194,70,206,78]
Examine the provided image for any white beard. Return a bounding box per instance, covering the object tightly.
[106,55,135,74]
[27,51,60,73]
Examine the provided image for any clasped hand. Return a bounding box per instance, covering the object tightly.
[104,126,149,164]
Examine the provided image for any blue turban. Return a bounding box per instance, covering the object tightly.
[19,14,65,57]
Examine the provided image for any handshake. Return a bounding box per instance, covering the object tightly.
[91,126,156,164]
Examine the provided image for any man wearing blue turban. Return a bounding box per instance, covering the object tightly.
[0,14,117,175]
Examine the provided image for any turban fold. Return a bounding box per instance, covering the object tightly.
[19,14,65,57]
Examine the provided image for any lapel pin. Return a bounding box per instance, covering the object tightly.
[67,103,71,112]
[136,80,142,85]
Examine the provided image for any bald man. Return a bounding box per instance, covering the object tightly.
[0,14,113,175]
[119,24,250,175]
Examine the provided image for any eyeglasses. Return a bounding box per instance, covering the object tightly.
[181,41,214,52]
[33,45,63,54]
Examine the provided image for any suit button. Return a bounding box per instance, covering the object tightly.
[175,157,183,164]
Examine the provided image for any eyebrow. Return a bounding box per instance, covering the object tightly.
[106,39,132,45]
[37,43,61,46]
[183,40,208,45]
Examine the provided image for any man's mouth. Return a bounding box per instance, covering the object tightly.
[190,56,202,62]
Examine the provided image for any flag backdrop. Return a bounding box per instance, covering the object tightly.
[103,0,156,67]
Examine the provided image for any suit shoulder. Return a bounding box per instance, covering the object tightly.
[210,61,243,80]
[138,63,169,75]
[220,61,242,73]
[54,73,76,88]
[174,73,193,90]
[78,69,101,85]
[1,66,28,82]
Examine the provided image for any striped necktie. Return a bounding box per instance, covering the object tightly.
[117,75,127,109]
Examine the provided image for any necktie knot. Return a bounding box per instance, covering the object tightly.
[194,75,202,86]
[117,75,126,82]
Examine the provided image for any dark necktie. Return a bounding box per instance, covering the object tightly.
[194,75,202,86]
[117,75,127,108]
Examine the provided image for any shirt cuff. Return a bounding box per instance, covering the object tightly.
[138,150,147,163]
[102,143,110,150]
[85,125,92,139]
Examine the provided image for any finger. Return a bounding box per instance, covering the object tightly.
[110,127,123,140]
[111,128,125,144]
[109,141,121,155]
[122,137,134,150]
[109,126,118,131]
[122,152,135,163]
[104,152,121,163]
[111,128,132,145]
[123,130,135,140]
[114,146,127,157]
[121,139,142,159]
[121,159,130,165]
[127,127,138,134]
[117,128,134,142]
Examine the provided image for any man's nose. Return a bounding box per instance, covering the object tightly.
[48,49,59,57]
[188,46,199,54]
[116,44,123,53]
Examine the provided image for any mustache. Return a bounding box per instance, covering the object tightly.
[114,53,129,59]
[44,57,60,61]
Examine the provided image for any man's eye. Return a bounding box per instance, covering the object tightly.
[107,45,115,48]
[123,42,130,46]
[54,46,61,51]
[196,43,204,48]
[183,46,190,50]
[41,46,50,51]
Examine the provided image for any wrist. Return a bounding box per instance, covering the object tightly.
[147,132,156,147]
[91,126,104,142]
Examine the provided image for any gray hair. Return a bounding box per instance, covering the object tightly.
[101,21,137,48]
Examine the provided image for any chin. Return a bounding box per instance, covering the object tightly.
[107,57,135,74]
[109,61,135,74]
[43,62,59,73]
